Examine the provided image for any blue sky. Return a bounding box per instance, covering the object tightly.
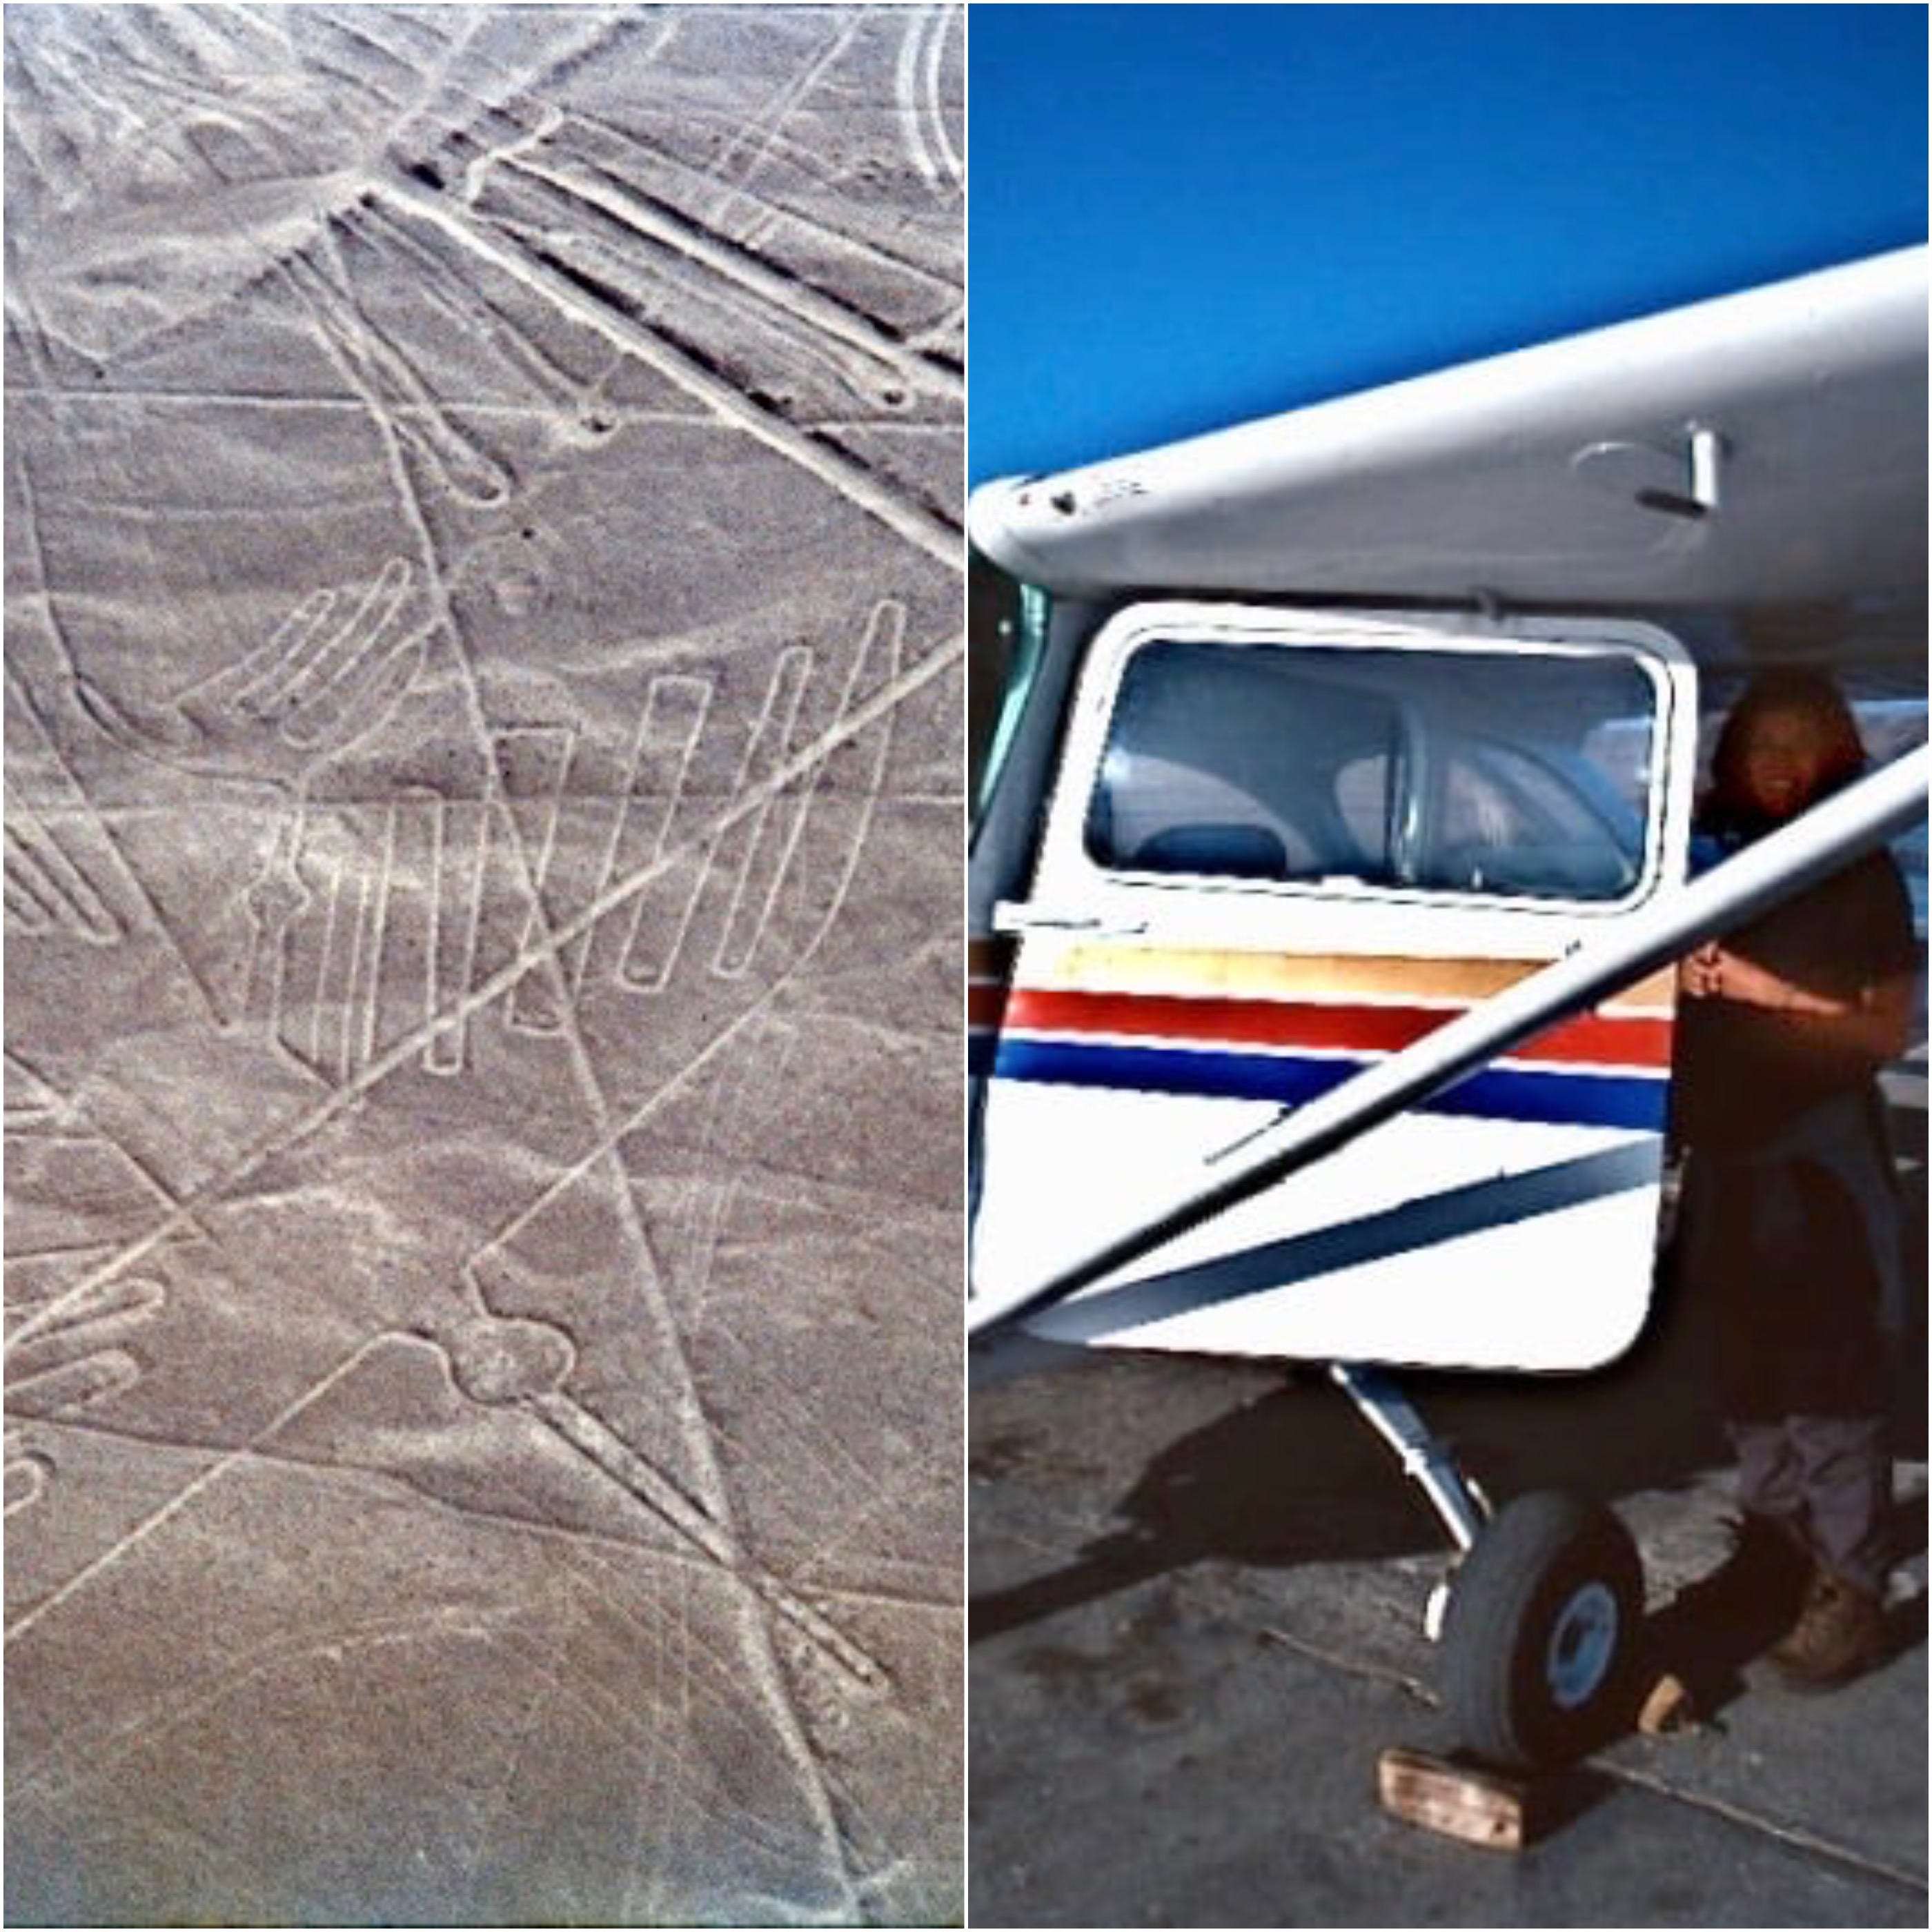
[968,6,1928,484]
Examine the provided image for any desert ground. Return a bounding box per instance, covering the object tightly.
[5,8,963,1923]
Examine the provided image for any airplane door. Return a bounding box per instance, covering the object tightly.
[971,604,1697,1371]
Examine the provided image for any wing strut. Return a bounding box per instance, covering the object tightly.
[968,746,1929,1337]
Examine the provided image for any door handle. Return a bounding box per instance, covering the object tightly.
[992,900,1148,938]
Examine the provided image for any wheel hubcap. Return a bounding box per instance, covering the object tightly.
[1546,1581,1619,1709]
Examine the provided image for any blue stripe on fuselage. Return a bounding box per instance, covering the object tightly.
[991,1038,1667,1132]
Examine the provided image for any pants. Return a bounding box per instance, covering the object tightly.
[1680,1092,1901,1597]
[1731,1413,1892,1597]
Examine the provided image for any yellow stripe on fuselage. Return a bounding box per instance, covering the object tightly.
[1043,943,1676,1018]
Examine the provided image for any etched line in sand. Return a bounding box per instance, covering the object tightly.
[1,384,691,426]
[607,673,714,994]
[495,725,580,1034]
[254,799,416,1087]
[715,597,906,980]
[282,245,513,509]
[682,1012,798,1343]
[6,1273,167,1342]
[17,1600,531,1817]
[6,1348,142,1427]
[225,562,415,741]
[921,6,964,189]
[284,811,366,1085]
[240,811,316,1072]
[385,12,664,208]
[71,557,433,791]
[362,387,884,1909]
[4,1336,391,1644]
[5,624,960,1357]
[906,297,965,359]
[528,1390,889,1695]
[3,1298,166,1461]
[3,1053,68,1133]
[2,493,231,1022]
[703,10,868,232]
[896,6,963,194]
[2,805,124,944]
[373,174,963,569]
[2,1047,210,1249]
[355,196,624,440]
[559,103,962,302]
[4,1434,52,1517]
[506,149,963,405]
[453,99,565,209]
[425,791,489,1076]
[710,643,814,978]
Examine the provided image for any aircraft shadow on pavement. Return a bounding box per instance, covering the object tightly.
[972,1150,1928,1666]
[971,1253,1730,1644]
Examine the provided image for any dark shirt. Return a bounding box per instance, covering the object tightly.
[1673,847,1918,1151]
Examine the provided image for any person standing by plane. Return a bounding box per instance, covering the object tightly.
[1674,669,1918,1688]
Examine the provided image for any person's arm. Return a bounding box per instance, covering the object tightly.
[1682,943,1913,1063]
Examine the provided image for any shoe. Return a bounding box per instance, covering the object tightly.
[1768,1569,1887,1690]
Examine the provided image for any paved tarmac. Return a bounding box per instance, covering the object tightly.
[969,1205,1929,1929]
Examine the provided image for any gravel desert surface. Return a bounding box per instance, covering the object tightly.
[5,8,963,1922]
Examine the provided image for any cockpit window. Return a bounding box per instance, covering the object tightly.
[1085,639,1658,903]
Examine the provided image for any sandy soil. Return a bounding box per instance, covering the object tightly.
[4,8,962,1923]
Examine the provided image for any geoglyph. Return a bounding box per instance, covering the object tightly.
[5,8,963,1922]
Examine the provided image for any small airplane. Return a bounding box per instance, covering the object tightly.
[965,246,1929,1769]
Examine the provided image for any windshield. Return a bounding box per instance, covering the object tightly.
[969,552,1046,830]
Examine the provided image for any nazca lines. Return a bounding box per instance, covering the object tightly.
[3,1058,176,1517]
[3,799,123,947]
[894,6,963,197]
[3,664,144,953]
[248,599,905,1085]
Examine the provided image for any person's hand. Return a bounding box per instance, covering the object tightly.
[1679,942,1792,1012]
[1679,942,1725,1000]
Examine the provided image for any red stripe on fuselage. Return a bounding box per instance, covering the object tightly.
[1002,987,1671,1069]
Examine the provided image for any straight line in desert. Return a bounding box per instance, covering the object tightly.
[563,103,961,302]
[505,150,962,404]
[1,617,961,1346]
[313,247,895,1739]
[702,9,868,226]
[371,173,963,571]
[4,1337,390,1644]
[2,469,230,1026]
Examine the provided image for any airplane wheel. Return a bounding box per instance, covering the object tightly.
[1438,1492,1643,1771]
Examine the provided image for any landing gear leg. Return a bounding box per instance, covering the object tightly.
[1328,1362,1490,1564]
[1330,1361,1644,1771]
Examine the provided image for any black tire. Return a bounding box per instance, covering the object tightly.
[1438,1491,1644,1771]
